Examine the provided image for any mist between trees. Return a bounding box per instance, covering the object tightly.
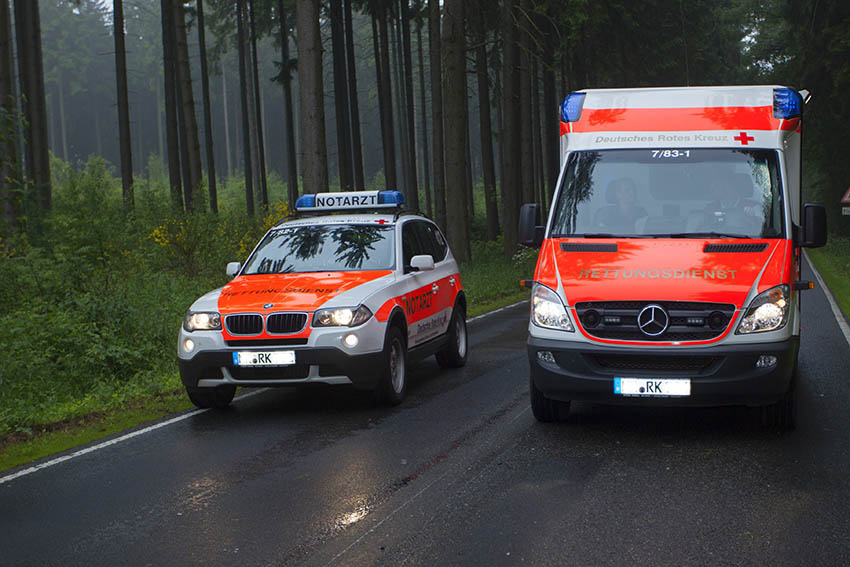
[2,0,850,262]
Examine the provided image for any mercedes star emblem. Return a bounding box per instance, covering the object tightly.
[637,304,669,337]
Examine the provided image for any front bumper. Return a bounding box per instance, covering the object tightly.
[178,347,385,390]
[528,336,799,407]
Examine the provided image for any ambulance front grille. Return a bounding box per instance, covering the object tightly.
[225,314,263,335]
[574,301,736,341]
[228,365,310,381]
[588,354,721,373]
[267,313,308,334]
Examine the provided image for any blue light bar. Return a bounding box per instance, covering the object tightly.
[294,190,405,211]
[561,93,586,122]
[773,88,802,119]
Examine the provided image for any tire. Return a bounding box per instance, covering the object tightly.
[185,384,236,409]
[436,306,468,369]
[760,368,797,431]
[530,376,571,422]
[378,326,408,405]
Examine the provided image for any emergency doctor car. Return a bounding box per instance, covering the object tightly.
[519,86,827,429]
[177,190,467,409]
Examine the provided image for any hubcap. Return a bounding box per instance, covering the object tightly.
[456,317,467,358]
[390,339,405,393]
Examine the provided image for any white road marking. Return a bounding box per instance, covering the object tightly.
[805,251,850,346]
[467,299,529,323]
[0,389,267,486]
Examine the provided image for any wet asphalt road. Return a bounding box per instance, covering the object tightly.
[2,260,850,566]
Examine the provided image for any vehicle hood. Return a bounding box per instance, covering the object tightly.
[535,238,788,308]
[217,270,394,314]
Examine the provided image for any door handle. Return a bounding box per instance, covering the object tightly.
[432,284,439,294]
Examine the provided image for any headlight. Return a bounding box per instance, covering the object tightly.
[736,285,789,334]
[313,305,373,327]
[531,284,574,332]
[184,311,221,332]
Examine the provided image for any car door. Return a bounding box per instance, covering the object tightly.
[400,220,444,347]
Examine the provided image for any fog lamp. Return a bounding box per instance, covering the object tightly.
[755,355,777,368]
[343,334,359,348]
[537,350,555,364]
[183,338,195,353]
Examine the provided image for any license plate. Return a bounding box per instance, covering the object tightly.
[614,377,691,397]
[232,351,295,367]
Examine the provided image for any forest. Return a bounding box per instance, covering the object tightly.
[0,0,849,440]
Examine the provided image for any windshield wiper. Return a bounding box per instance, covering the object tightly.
[662,232,752,239]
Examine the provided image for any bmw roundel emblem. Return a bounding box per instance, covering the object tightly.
[637,304,669,337]
[263,303,274,309]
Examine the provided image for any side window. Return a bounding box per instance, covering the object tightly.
[402,222,425,270]
[426,224,448,262]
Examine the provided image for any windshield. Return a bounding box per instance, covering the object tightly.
[242,224,395,274]
[549,149,785,238]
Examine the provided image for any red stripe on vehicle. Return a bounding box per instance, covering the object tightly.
[570,107,797,133]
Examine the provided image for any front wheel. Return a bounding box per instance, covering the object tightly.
[378,326,408,405]
[436,306,467,368]
[186,384,236,409]
[530,377,570,422]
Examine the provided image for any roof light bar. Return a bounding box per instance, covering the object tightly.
[773,88,802,119]
[561,93,586,122]
[295,190,405,212]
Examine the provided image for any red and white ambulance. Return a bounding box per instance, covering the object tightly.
[178,190,467,409]
[520,86,827,428]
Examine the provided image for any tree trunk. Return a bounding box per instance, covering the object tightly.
[370,12,390,186]
[500,0,521,259]
[518,1,534,207]
[57,71,68,162]
[173,1,201,212]
[415,2,431,218]
[391,15,409,196]
[249,0,268,207]
[296,0,328,193]
[329,0,352,191]
[377,5,396,188]
[400,0,419,210]
[473,3,498,240]
[113,0,134,214]
[278,0,298,205]
[442,0,470,262]
[542,29,558,201]
[0,0,20,237]
[344,0,364,190]
[157,78,164,166]
[428,0,446,229]
[197,0,217,213]
[161,0,178,209]
[532,59,545,207]
[236,0,254,214]
[221,63,232,180]
[14,0,50,212]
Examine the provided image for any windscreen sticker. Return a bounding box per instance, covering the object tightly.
[221,287,340,296]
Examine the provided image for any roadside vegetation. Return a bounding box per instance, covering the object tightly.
[806,236,850,321]
[0,158,534,471]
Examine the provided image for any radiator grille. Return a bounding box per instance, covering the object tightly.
[267,313,308,334]
[574,301,736,341]
[588,354,721,373]
[224,314,263,335]
[228,365,310,381]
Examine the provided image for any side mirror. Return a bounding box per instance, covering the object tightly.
[519,203,544,247]
[226,262,242,277]
[800,203,827,248]
[410,254,435,272]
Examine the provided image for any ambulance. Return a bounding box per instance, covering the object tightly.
[520,86,827,428]
[177,190,467,409]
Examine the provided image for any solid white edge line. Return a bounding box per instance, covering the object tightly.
[2,300,535,485]
[0,388,267,486]
[804,251,850,346]
[467,299,529,323]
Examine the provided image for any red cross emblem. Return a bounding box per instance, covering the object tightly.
[376,219,389,224]
[734,131,754,145]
